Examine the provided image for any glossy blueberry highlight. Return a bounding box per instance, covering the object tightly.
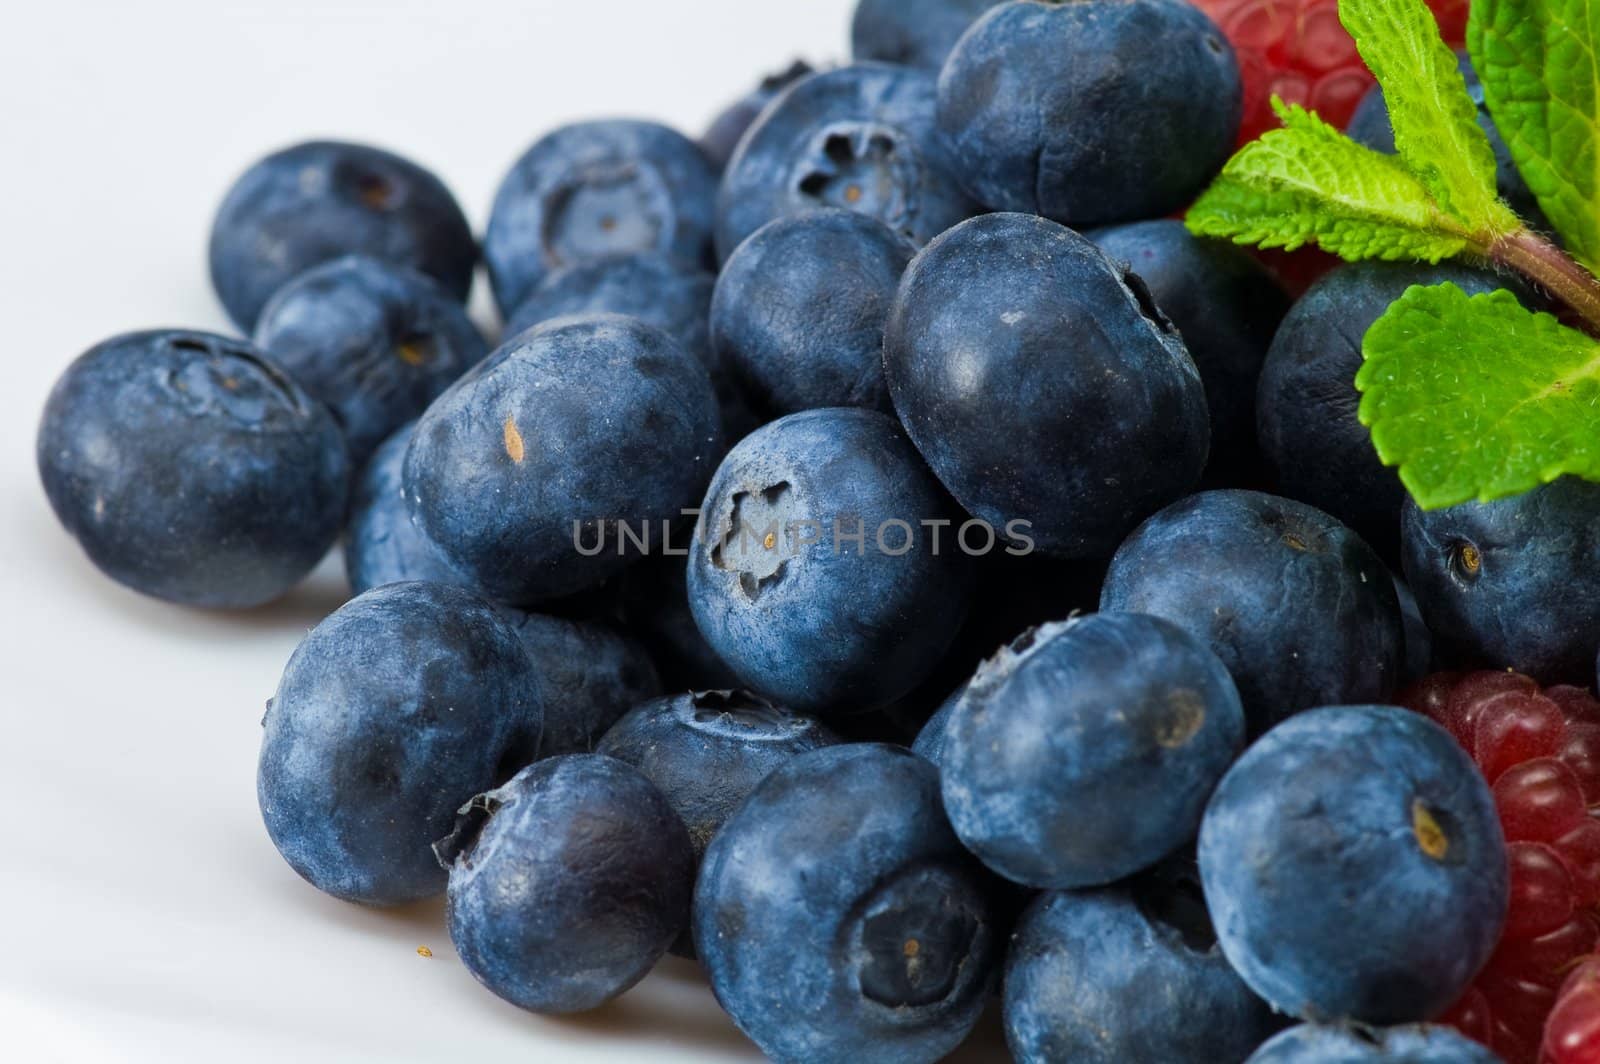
[1199,706,1509,1024]
[504,610,660,758]
[942,614,1246,889]
[694,744,998,1063]
[343,421,470,594]
[405,315,722,605]
[484,120,718,316]
[1004,861,1278,1064]
[253,256,485,466]
[937,0,1242,227]
[1401,477,1600,684]
[851,0,1004,68]
[38,329,349,609]
[1246,1023,1502,1063]
[257,583,541,906]
[439,755,693,1014]
[209,140,475,331]
[1101,490,1405,734]
[712,210,912,417]
[687,407,972,715]
[701,60,816,173]
[1089,219,1289,477]
[717,63,977,259]
[884,213,1210,559]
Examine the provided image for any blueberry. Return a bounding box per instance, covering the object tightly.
[1348,51,1547,232]
[405,314,722,605]
[257,582,541,905]
[484,120,717,316]
[1089,219,1289,478]
[687,407,972,715]
[851,0,1004,68]
[618,553,742,690]
[711,210,912,417]
[700,60,816,173]
[343,421,471,594]
[1101,490,1405,735]
[1401,477,1600,684]
[209,141,475,332]
[596,691,839,948]
[1246,1023,1501,1062]
[694,744,998,1062]
[716,63,977,260]
[1257,261,1530,559]
[884,213,1210,559]
[1393,576,1433,686]
[38,329,349,609]
[936,0,1241,227]
[1199,706,1508,1024]
[437,754,692,1014]
[910,684,965,767]
[504,610,661,757]
[1004,860,1278,1064]
[253,255,486,466]
[942,614,1246,888]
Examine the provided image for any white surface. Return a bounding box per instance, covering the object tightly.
[0,3,1012,1060]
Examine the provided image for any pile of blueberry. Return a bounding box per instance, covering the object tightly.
[34,1,1600,1061]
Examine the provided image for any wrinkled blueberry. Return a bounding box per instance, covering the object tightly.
[1199,706,1509,1024]
[701,60,816,172]
[694,744,998,1062]
[38,329,348,608]
[209,140,475,331]
[851,0,1004,68]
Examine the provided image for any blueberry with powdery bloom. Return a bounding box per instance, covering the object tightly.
[717,63,978,260]
[1246,1023,1501,1062]
[694,744,999,1063]
[404,314,722,606]
[344,421,471,595]
[700,60,816,173]
[712,210,912,417]
[257,582,542,906]
[851,0,1006,69]
[484,120,718,317]
[936,0,1242,227]
[253,256,484,467]
[37,329,348,609]
[209,140,475,331]
[438,755,693,1014]
[687,407,972,716]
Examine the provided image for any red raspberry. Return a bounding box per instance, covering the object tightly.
[1401,672,1600,1063]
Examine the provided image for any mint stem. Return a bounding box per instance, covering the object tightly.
[1489,229,1600,336]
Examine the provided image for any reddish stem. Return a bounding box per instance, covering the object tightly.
[1490,229,1600,336]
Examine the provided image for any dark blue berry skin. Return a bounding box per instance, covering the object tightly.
[405,314,722,605]
[1089,220,1289,479]
[505,610,660,758]
[1199,706,1509,1025]
[884,213,1210,559]
[1348,53,1547,232]
[712,210,912,417]
[1101,490,1405,735]
[1004,861,1279,1064]
[257,583,542,906]
[851,0,1005,68]
[438,755,693,1014]
[700,60,816,173]
[618,553,742,691]
[344,421,471,595]
[38,329,349,609]
[936,0,1241,227]
[942,614,1246,889]
[1401,477,1600,684]
[1394,576,1433,686]
[911,684,965,767]
[693,744,999,1063]
[253,256,485,467]
[1257,262,1527,560]
[1246,1023,1501,1063]
[687,408,973,716]
[598,691,839,862]
[716,63,978,261]
[484,120,718,317]
[209,141,475,332]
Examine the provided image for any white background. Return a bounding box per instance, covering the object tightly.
[0,1,1011,1060]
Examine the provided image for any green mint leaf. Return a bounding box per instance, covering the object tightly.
[1340,0,1514,231]
[1357,282,1600,508]
[1186,100,1475,262]
[1469,0,1600,272]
